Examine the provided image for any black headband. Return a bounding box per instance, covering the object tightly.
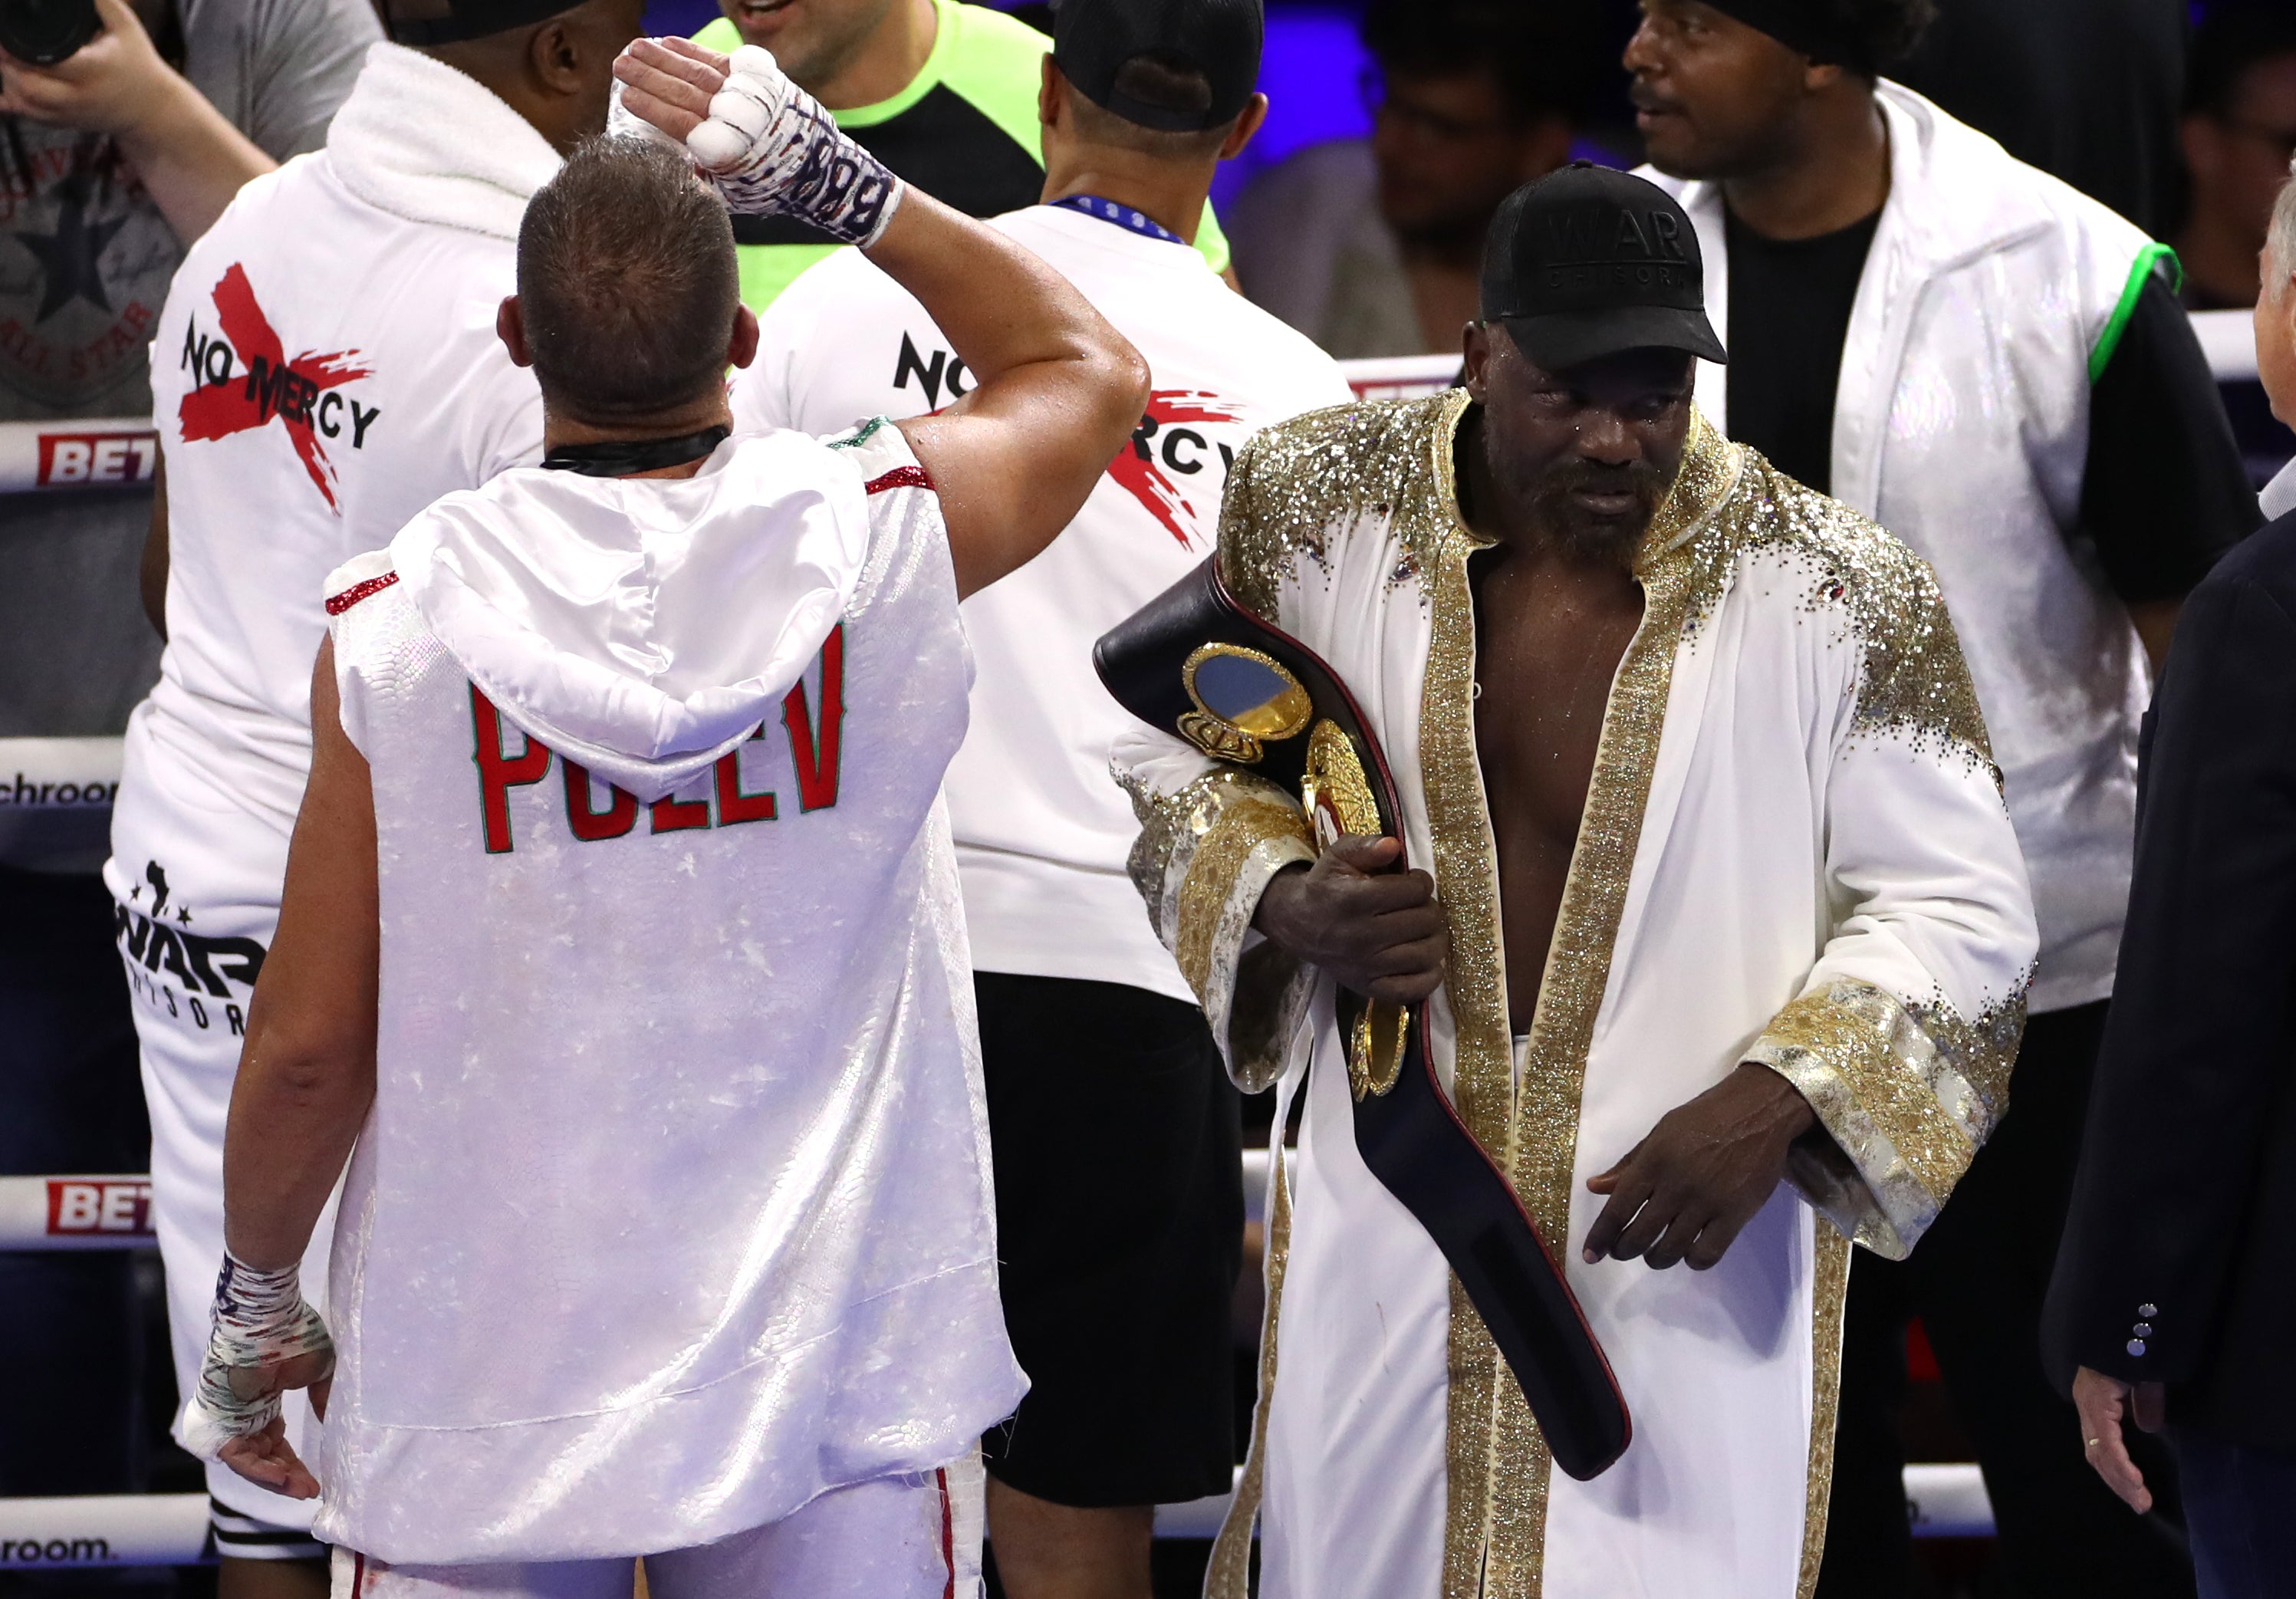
[389,0,578,46]
[1698,0,1874,74]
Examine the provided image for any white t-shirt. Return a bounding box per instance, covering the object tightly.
[738,202,1354,1002]
[130,45,550,858]
[317,422,1020,1564]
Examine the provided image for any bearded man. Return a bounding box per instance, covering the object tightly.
[1109,163,2035,1599]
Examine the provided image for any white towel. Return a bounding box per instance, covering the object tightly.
[324,42,561,241]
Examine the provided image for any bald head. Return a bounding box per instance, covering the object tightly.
[512,138,742,427]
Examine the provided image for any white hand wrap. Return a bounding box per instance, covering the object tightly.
[179,1252,334,1461]
[682,45,904,245]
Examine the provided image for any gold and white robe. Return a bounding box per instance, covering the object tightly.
[1113,392,2036,1599]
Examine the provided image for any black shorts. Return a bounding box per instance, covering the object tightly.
[975,972,1242,1508]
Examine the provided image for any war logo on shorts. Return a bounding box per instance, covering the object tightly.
[113,857,265,1037]
[176,263,381,512]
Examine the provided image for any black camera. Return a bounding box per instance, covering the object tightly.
[0,0,102,67]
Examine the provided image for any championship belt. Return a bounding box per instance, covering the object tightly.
[1096,558,1632,1482]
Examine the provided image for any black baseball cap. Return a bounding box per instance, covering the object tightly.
[1481,163,1727,372]
[1053,0,1263,133]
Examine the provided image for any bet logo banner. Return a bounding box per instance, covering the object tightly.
[37,429,156,486]
[0,423,158,493]
[45,1180,153,1239]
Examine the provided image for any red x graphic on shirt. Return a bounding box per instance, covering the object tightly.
[1107,389,1242,546]
[177,264,372,512]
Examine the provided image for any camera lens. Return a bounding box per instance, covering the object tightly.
[0,0,103,67]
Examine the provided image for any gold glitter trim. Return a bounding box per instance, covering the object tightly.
[1674,447,1995,783]
[1176,798,1313,996]
[1407,399,1511,1599]
[1471,416,1745,1596]
[1120,761,1317,1088]
[1797,1222,1853,1599]
[1217,390,1476,619]
[1750,976,2028,1259]
[1228,942,1315,1093]
[1907,978,2030,1139]
[1120,765,1299,953]
[1209,1140,1294,1599]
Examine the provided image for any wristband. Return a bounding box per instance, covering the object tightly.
[179,1251,335,1461]
[681,45,904,246]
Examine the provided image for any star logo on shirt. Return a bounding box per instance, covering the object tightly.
[177,264,373,512]
[12,181,127,322]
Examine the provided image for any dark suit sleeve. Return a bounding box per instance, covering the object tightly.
[2044,568,2296,1387]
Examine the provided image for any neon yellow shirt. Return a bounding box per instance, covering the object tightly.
[695,0,1231,311]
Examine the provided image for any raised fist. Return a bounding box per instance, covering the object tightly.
[611,35,903,247]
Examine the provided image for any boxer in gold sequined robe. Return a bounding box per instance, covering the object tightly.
[1111,387,2035,1599]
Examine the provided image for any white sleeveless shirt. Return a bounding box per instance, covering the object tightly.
[313,421,1021,1564]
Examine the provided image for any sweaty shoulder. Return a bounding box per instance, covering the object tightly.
[1215,391,1465,615]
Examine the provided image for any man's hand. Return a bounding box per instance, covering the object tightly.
[219,1416,321,1501]
[212,1353,332,1500]
[1253,835,1448,1005]
[180,1252,336,1496]
[2074,1366,2166,1514]
[612,37,900,244]
[0,0,269,242]
[1581,1063,1816,1271]
[611,35,725,146]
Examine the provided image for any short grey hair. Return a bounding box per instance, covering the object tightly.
[2267,155,2296,300]
[517,138,739,423]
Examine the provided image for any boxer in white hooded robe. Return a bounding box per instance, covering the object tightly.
[113,5,644,1571]
[168,48,1146,1599]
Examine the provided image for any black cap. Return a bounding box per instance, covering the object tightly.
[1481,163,1726,372]
[1053,0,1262,133]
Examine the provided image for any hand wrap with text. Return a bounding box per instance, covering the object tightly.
[179,1251,334,1460]
[618,44,904,246]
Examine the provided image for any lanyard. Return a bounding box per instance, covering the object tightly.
[1051,193,1184,246]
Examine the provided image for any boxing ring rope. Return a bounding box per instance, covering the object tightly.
[0,311,2263,492]
[0,1468,1995,1568]
[0,311,2269,829]
[0,1158,1996,1551]
[0,1469,1993,1568]
[0,1175,153,1249]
